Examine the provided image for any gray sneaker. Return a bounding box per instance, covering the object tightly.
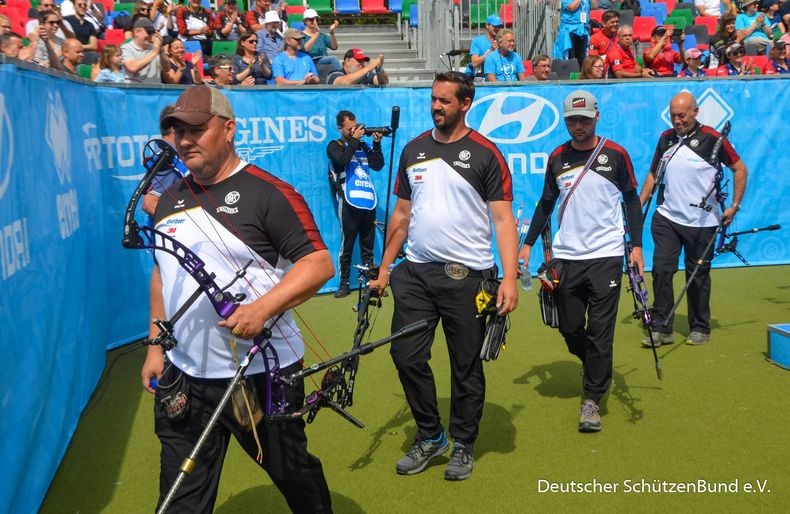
[686,331,711,345]
[396,432,449,475]
[444,441,474,481]
[641,331,674,348]
[579,400,602,433]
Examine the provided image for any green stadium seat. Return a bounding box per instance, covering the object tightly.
[114,2,135,14]
[307,0,333,15]
[211,40,238,55]
[569,71,580,80]
[77,64,93,79]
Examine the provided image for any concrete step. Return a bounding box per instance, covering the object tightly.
[381,57,428,69]
[386,68,438,82]
[335,31,404,41]
[333,24,399,33]
[329,48,418,60]
[331,40,411,51]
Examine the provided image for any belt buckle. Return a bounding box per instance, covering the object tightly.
[444,262,469,281]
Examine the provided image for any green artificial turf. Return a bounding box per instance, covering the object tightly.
[42,265,790,513]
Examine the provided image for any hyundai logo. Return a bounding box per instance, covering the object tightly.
[467,92,559,145]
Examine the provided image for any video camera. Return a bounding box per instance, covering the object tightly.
[362,126,392,137]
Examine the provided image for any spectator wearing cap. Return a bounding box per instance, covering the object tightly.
[209,53,235,85]
[763,0,786,36]
[150,0,172,37]
[176,0,214,56]
[327,48,388,85]
[716,42,754,75]
[527,54,552,81]
[272,28,319,84]
[468,14,503,79]
[25,0,66,41]
[708,14,742,69]
[213,0,247,41]
[608,25,656,78]
[301,8,340,68]
[484,29,526,82]
[695,0,736,18]
[233,31,272,84]
[256,10,284,63]
[123,1,155,39]
[588,10,618,77]
[762,38,790,72]
[579,54,605,79]
[63,0,98,51]
[736,0,773,55]
[122,17,167,83]
[553,0,595,65]
[246,0,273,33]
[644,25,684,77]
[679,48,705,76]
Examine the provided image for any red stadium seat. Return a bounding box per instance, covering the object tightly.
[361,0,390,13]
[104,28,125,44]
[0,6,27,35]
[500,2,512,26]
[286,5,305,15]
[184,53,205,78]
[523,59,532,77]
[656,0,677,14]
[750,55,768,71]
[704,67,718,76]
[694,16,718,36]
[590,9,603,25]
[98,0,114,12]
[6,0,31,13]
[633,16,657,43]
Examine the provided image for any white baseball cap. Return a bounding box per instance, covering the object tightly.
[303,8,319,19]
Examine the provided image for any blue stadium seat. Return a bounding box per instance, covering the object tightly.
[641,3,667,25]
[200,0,211,9]
[290,21,305,31]
[409,3,417,27]
[184,40,202,54]
[335,0,360,14]
[389,0,402,14]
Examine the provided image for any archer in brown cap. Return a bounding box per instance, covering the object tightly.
[144,86,334,512]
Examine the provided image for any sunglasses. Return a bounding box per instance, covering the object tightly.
[732,51,745,56]
[246,39,257,43]
[304,17,317,22]
[45,20,59,25]
[215,65,232,70]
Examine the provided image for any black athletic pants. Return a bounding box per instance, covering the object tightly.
[389,260,492,444]
[554,256,622,404]
[154,361,332,514]
[337,197,375,286]
[569,33,589,65]
[651,211,716,335]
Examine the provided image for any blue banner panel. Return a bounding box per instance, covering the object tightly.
[0,63,788,514]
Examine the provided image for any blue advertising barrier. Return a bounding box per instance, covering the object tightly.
[1,63,788,514]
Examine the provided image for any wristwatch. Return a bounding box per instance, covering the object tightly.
[732,203,741,211]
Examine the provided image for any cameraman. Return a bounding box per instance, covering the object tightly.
[327,110,385,297]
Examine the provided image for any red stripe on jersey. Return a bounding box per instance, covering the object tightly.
[603,139,637,188]
[245,165,327,251]
[468,130,513,201]
[699,125,741,166]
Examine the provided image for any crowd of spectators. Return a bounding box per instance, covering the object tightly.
[0,0,389,86]
[465,0,789,82]
[3,0,789,83]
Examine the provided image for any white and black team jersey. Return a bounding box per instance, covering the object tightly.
[540,139,638,260]
[154,161,326,378]
[394,129,513,270]
[650,122,741,228]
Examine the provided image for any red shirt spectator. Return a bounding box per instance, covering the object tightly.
[762,40,789,74]
[643,26,683,77]
[245,0,272,32]
[588,10,619,76]
[608,26,656,78]
[213,0,248,41]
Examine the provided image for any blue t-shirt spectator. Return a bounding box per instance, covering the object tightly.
[735,12,771,42]
[302,32,332,59]
[95,69,126,83]
[272,50,318,81]
[484,50,525,81]
[470,34,495,59]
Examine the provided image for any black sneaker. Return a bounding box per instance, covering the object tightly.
[334,284,351,298]
[578,399,602,433]
[395,432,449,475]
[444,441,474,481]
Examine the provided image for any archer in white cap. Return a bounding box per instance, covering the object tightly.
[519,89,644,434]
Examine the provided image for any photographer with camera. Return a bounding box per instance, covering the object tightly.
[327,110,385,298]
[327,47,389,85]
[643,25,684,77]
